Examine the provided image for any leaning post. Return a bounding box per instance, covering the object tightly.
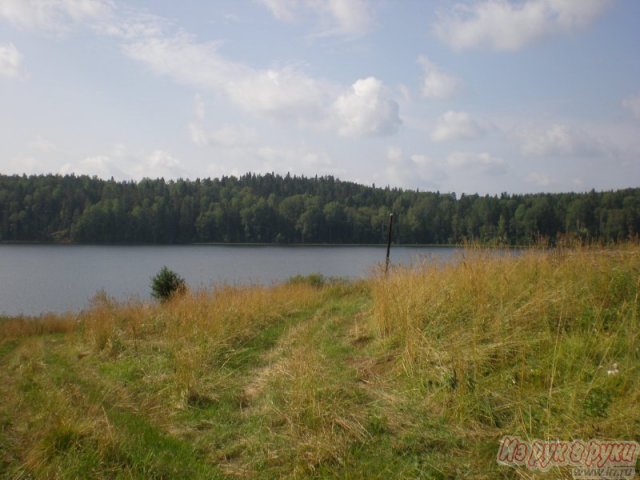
[385,213,394,275]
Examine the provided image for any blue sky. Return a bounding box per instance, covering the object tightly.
[0,0,638,194]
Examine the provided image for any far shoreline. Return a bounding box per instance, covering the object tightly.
[0,240,529,248]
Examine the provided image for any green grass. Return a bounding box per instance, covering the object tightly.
[1,247,639,478]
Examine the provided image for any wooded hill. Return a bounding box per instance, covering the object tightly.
[0,173,638,244]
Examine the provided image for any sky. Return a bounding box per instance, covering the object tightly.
[0,0,638,195]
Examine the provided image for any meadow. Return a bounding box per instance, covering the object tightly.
[1,245,638,479]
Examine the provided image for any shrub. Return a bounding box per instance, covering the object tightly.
[151,266,186,302]
[286,273,326,287]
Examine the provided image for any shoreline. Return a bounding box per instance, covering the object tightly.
[0,240,528,248]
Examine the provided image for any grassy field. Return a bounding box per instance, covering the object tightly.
[1,246,639,479]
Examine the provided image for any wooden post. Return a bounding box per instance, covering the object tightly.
[385,213,394,274]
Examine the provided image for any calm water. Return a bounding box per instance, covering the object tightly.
[0,244,459,316]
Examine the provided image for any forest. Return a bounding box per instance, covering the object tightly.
[0,173,638,245]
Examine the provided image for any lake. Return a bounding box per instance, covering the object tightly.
[0,244,460,316]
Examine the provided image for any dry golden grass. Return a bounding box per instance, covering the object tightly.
[73,282,327,405]
[371,246,640,443]
[0,313,76,339]
[0,279,332,479]
[233,303,371,477]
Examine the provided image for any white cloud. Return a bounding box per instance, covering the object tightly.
[106,7,398,138]
[384,147,413,187]
[333,77,401,137]
[321,0,374,36]
[259,0,374,36]
[255,144,333,169]
[398,83,411,104]
[29,135,56,152]
[186,119,337,176]
[622,94,640,119]
[382,147,446,189]
[188,123,208,147]
[259,0,298,22]
[226,66,329,121]
[123,34,240,92]
[447,151,507,175]
[520,123,573,155]
[432,111,483,142]
[387,146,402,163]
[59,155,126,179]
[123,33,331,125]
[419,56,461,100]
[527,171,553,187]
[98,10,169,40]
[134,149,186,179]
[193,94,205,121]
[58,146,186,180]
[518,123,613,157]
[0,42,23,77]
[210,143,339,178]
[378,148,511,191]
[189,123,257,148]
[435,0,612,52]
[0,0,113,32]
[410,154,436,168]
[8,155,46,175]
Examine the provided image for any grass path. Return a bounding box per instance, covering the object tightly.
[1,285,399,479]
[1,287,457,479]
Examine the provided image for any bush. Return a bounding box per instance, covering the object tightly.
[151,266,186,302]
[286,273,326,287]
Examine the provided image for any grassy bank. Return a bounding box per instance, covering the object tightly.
[1,246,638,479]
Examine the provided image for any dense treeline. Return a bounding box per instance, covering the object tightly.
[0,173,639,245]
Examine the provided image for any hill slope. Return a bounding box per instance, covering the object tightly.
[1,246,639,478]
[1,173,639,244]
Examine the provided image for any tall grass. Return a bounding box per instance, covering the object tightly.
[77,282,327,403]
[0,313,76,339]
[371,246,640,443]
[0,280,330,479]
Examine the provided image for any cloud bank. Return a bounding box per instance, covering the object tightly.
[258,0,374,36]
[435,0,612,51]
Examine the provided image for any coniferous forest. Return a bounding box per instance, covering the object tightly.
[0,173,638,245]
